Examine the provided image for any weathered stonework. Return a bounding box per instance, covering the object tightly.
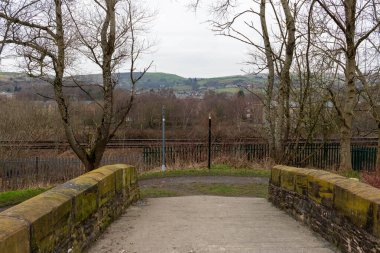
[269,165,380,253]
[0,164,139,253]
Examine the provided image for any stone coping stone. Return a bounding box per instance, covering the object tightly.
[271,165,380,238]
[0,164,139,253]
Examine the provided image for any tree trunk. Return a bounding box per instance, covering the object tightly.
[339,0,356,171]
[83,148,106,172]
[339,126,352,171]
[376,124,380,173]
[277,0,296,162]
[259,0,278,161]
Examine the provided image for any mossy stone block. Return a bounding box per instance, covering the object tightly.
[50,183,84,198]
[30,192,72,252]
[334,183,373,229]
[373,203,380,238]
[98,173,116,207]
[307,176,334,207]
[101,164,127,170]
[0,216,29,253]
[295,173,308,196]
[69,176,99,191]
[114,169,124,193]
[271,167,281,186]
[100,164,128,193]
[124,168,132,190]
[1,191,73,252]
[280,169,296,191]
[70,177,99,223]
[125,166,137,185]
[86,168,112,182]
[306,169,331,179]
[74,188,98,223]
[356,186,380,238]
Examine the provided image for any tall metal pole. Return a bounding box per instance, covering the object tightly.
[162,106,166,172]
[208,114,212,170]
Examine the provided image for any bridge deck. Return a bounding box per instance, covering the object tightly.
[87,196,339,253]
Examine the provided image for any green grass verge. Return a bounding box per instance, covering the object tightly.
[140,183,268,199]
[0,188,47,208]
[340,170,361,179]
[187,183,268,198]
[139,164,270,180]
[140,187,179,199]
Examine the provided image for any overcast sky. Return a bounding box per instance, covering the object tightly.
[141,0,250,78]
[1,0,251,78]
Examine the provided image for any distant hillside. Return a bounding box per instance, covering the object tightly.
[0,72,47,93]
[0,71,267,94]
[78,72,267,91]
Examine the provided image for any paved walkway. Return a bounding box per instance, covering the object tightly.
[87,196,339,253]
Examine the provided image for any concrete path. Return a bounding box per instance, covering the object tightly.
[87,196,339,253]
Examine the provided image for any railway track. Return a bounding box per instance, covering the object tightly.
[0,138,264,150]
[0,137,377,150]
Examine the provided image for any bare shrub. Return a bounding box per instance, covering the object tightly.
[361,172,380,189]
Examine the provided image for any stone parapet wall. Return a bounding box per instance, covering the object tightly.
[0,164,139,253]
[269,165,380,253]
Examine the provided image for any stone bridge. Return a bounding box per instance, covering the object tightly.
[0,165,379,253]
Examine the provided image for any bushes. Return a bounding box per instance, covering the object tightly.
[361,172,380,189]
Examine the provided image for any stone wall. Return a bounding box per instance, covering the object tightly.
[0,164,139,253]
[269,165,380,253]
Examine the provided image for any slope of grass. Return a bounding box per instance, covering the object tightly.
[139,164,270,180]
[140,183,269,199]
[0,188,47,208]
[187,182,268,198]
[140,187,179,199]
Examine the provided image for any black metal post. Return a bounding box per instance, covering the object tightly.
[35,156,39,173]
[208,114,212,170]
[162,106,166,172]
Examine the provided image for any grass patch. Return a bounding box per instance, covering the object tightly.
[341,170,361,179]
[0,188,47,208]
[140,187,179,199]
[140,183,268,199]
[187,183,268,198]
[139,164,270,180]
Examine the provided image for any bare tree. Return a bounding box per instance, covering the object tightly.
[0,0,152,171]
[312,0,380,171]
[356,12,380,171]
[202,0,303,162]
